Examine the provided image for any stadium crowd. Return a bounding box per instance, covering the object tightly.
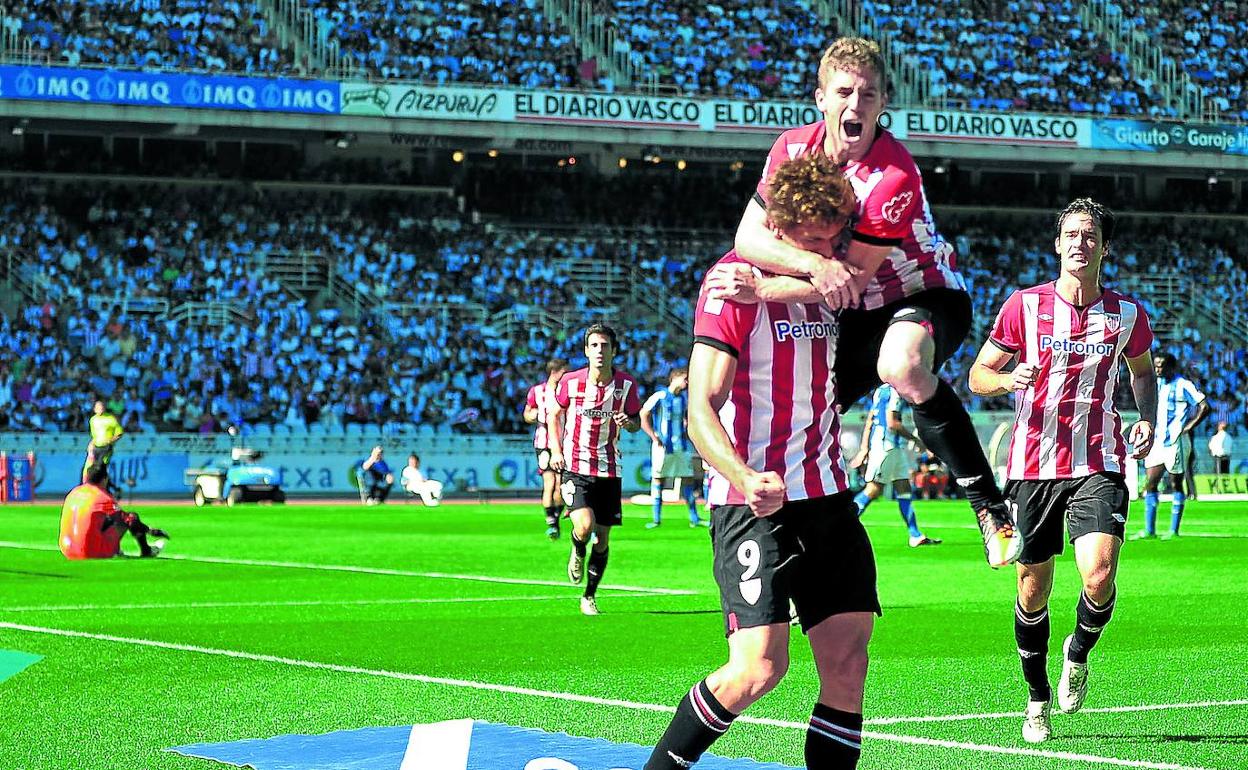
[308,0,604,88]
[0,175,1245,443]
[8,0,1248,122]
[5,0,297,73]
[864,0,1167,115]
[603,0,830,99]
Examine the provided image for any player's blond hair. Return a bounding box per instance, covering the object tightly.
[818,37,886,90]
[765,155,857,233]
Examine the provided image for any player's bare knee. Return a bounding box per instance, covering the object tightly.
[732,655,789,699]
[1081,564,1115,601]
[878,363,933,405]
[825,645,869,691]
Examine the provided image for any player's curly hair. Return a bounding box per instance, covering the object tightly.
[818,37,887,90]
[765,154,857,234]
[1056,198,1116,242]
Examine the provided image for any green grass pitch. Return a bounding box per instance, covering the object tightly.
[0,498,1245,770]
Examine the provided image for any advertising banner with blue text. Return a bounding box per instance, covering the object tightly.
[33,453,189,497]
[0,65,339,114]
[1092,119,1248,155]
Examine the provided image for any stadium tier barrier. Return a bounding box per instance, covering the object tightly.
[4,412,1244,499]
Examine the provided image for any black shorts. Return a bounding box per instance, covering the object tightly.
[835,288,973,408]
[560,472,623,526]
[710,491,880,635]
[536,448,553,473]
[1005,472,1129,564]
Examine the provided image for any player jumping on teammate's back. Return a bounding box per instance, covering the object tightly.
[1136,353,1209,539]
[547,325,641,616]
[970,198,1157,743]
[525,358,570,538]
[850,384,941,547]
[647,155,878,770]
[641,367,704,529]
[708,37,1021,568]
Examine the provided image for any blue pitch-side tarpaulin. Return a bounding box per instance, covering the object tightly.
[168,719,803,769]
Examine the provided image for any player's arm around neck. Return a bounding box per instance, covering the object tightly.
[969,340,1037,397]
[843,239,893,293]
[688,342,785,517]
[735,198,861,309]
[735,197,824,278]
[1125,351,1157,459]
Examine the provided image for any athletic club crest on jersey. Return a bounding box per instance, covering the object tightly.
[881,191,914,224]
[1104,313,1121,333]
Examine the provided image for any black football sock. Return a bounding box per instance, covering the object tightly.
[544,505,561,527]
[1015,601,1052,702]
[805,703,863,769]
[571,533,588,560]
[911,379,1003,512]
[1068,589,1116,664]
[645,680,736,770]
[584,548,609,598]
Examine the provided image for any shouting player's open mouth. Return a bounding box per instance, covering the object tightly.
[843,120,864,139]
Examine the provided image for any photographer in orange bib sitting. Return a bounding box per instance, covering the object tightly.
[59,464,169,559]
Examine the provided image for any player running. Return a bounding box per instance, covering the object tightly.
[969,199,1156,743]
[850,384,940,547]
[83,399,123,486]
[647,155,877,770]
[525,357,570,539]
[641,367,704,529]
[1135,353,1209,540]
[547,325,641,616]
[708,36,1021,569]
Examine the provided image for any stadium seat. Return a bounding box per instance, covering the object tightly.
[273,424,292,437]
[253,424,273,437]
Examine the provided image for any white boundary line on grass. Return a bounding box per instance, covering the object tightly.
[0,541,695,596]
[865,698,1248,725]
[0,621,1221,770]
[0,595,670,612]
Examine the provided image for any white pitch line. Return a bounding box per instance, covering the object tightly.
[0,594,652,613]
[866,698,1248,725]
[0,541,695,596]
[0,621,1219,770]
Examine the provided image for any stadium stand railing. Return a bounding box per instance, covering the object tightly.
[269,0,349,76]
[1081,0,1206,121]
[547,0,651,91]
[0,7,33,64]
[821,0,936,108]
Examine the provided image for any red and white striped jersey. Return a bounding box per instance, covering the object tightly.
[694,253,850,506]
[554,367,641,478]
[754,122,965,310]
[989,282,1154,480]
[525,381,556,450]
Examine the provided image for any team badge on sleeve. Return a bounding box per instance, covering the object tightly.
[881,191,914,224]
